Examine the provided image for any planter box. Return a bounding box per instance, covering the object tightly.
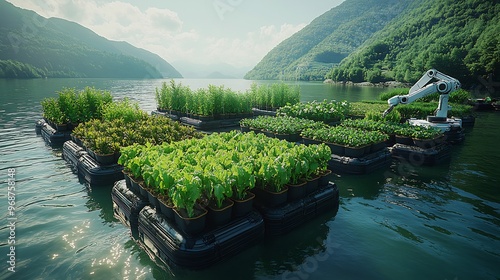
[274,133,290,141]
[255,182,339,236]
[94,152,117,166]
[252,186,288,208]
[252,108,277,116]
[286,179,307,202]
[412,136,445,149]
[240,125,250,133]
[77,154,124,187]
[328,149,392,174]
[207,199,234,228]
[326,142,345,156]
[302,137,321,145]
[39,121,72,147]
[158,197,175,221]
[391,143,451,166]
[263,130,275,138]
[344,145,368,158]
[305,175,320,195]
[146,189,161,210]
[318,169,332,188]
[138,206,264,269]
[371,141,387,153]
[231,192,255,218]
[174,206,208,235]
[61,140,124,187]
[395,135,414,146]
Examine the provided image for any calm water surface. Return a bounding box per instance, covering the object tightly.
[0,78,498,280]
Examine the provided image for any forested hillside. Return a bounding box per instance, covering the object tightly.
[244,0,413,81]
[327,0,499,86]
[0,1,182,79]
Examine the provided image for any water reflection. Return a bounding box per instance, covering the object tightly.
[85,184,117,224]
[337,169,387,200]
[253,213,336,278]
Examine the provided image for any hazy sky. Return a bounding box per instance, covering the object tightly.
[7,0,345,69]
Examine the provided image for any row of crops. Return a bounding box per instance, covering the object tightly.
[40,82,473,221]
[155,80,300,117]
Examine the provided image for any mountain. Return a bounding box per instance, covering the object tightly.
[172,61,251,79]
[0,0,182,79]
[244,0,413,81]
[327,0,500,87]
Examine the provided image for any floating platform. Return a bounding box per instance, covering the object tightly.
[390,143,451,166]
[252,108,277,117]
[37,120,71,147]
[151,110,251,131]
[468,98,497,111]
[111,179,340,269]
[150,110,179,121]
[254,182,339,236]
[138,206,265,270]
[112,180,148,238]
[460,115,476,127]
[328,149,392,175]
[62,140,123,186]
[444,127,465,144]
[179,116,241,130]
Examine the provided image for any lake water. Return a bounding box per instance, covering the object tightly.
[0,78,499,280]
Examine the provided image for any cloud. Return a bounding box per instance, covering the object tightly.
[7,0,306,68]
[172,23,306,67]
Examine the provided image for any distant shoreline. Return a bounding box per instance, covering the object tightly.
[323,79,410,88]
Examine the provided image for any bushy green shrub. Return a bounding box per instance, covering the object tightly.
[101,98,147,123]
[41,87,112,124]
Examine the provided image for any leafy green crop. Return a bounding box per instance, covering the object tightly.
[119,131,330,217]
[240,115,326,135]
[278,100,351,123]
[302,126,389,147]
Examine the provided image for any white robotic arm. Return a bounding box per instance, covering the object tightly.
[383,69,461,118]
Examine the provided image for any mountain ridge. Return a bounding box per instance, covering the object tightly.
[245,0,499,88]
[327,0,500,86]
[0,0,182,79]
[244,0,412,81]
